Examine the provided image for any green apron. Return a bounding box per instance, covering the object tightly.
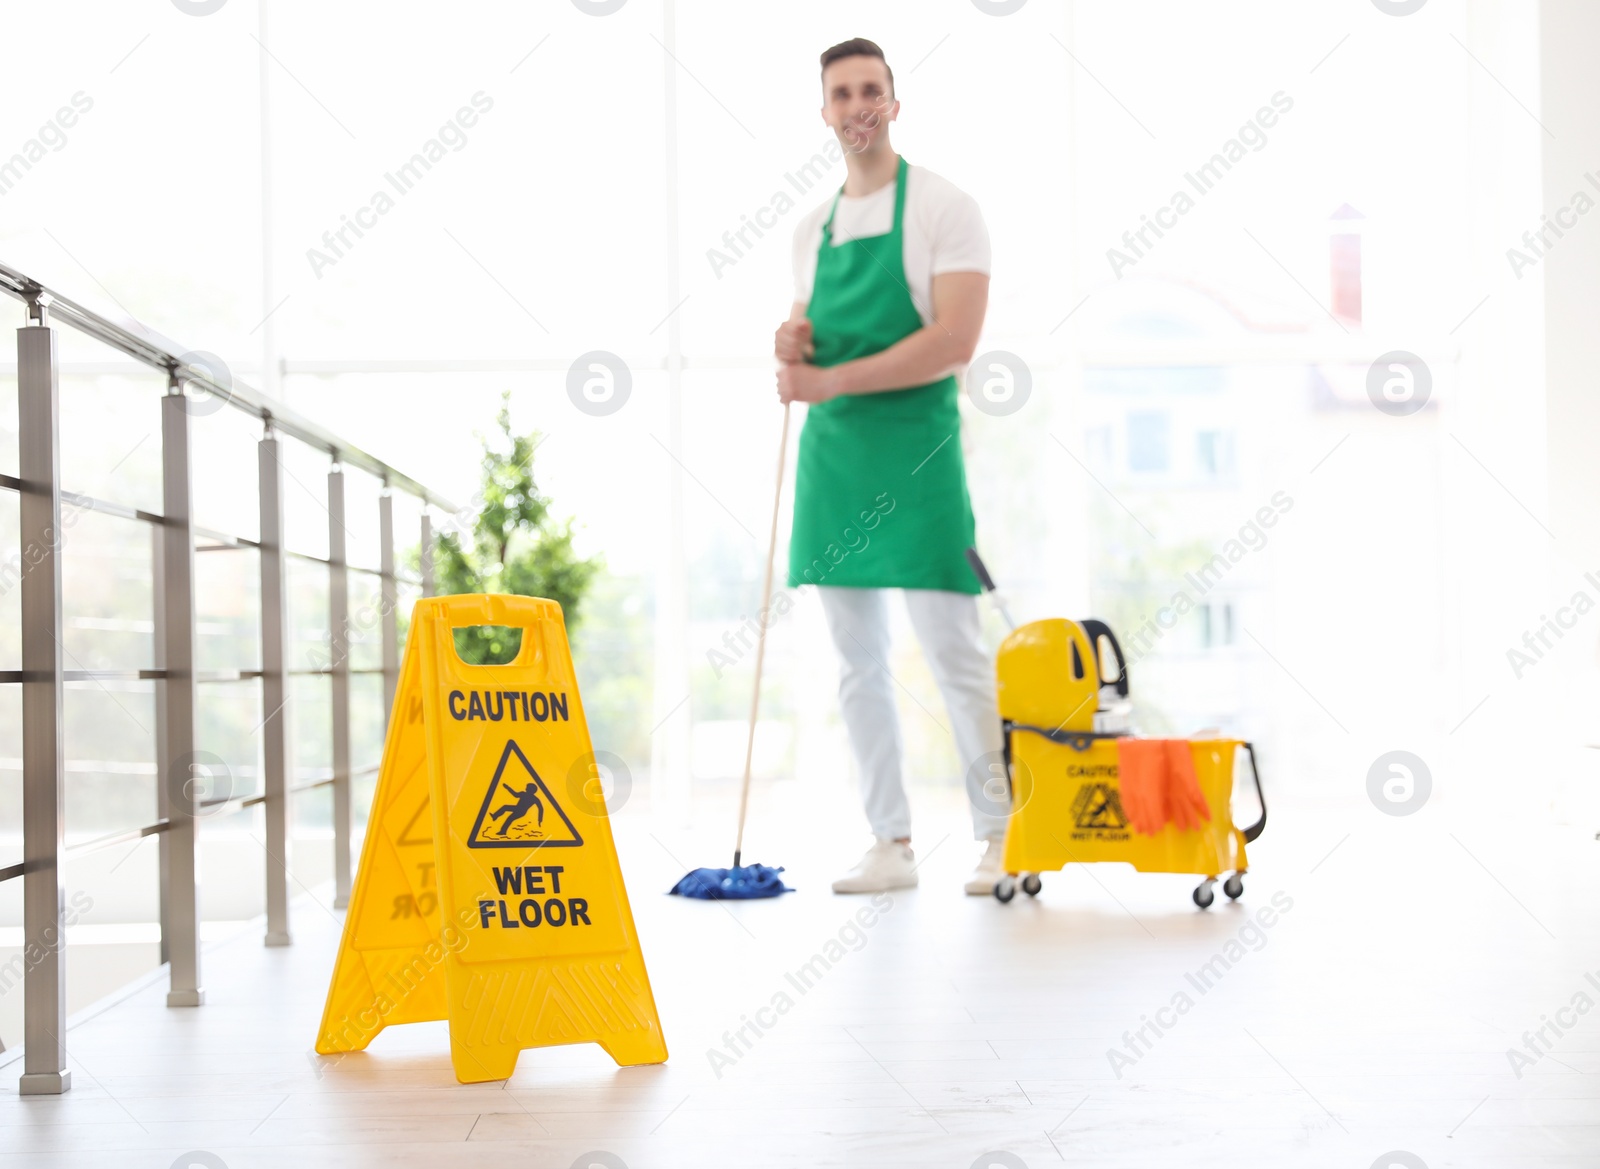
[786,154,980,595]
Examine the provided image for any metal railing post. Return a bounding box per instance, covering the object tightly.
[152,525,169,969]
[158,376,203,1008]
[259,428,292,946]
[18,297,70,1095]
[419,512,434,598]
[378,486,398,726]
[327,462,351,909]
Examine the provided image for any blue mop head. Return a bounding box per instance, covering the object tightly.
[669,863,793,900]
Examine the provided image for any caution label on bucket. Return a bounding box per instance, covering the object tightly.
[1071,781,1130,838]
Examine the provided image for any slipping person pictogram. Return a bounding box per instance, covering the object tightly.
[467,740,583,848]
[490,782,545,836]
[1072,783,1128,832]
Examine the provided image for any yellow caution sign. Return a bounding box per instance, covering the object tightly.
[315,595,667,1083]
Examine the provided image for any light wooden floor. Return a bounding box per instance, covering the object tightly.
[2,787,1596,1168]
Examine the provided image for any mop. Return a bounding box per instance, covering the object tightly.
[669,403,795,900]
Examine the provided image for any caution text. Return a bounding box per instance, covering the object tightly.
[448,689,570,722]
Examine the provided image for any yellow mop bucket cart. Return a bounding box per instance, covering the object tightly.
[992,616,1267,908]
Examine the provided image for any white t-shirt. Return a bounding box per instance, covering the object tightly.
[791,163,990,326]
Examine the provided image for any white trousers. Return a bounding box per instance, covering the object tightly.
[816,586,1009,842]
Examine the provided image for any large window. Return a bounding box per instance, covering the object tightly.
[0,0,1548,846]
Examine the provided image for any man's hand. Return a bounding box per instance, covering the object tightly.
[777,361,838,404]
[774,317,814,365]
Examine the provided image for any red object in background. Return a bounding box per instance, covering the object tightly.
[1329,203,1365,326]
[1331,232,1362,324]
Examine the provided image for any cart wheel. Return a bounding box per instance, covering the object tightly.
[1223,873,1244,900]
[994,876,1017,903]
[1192,879,1216,910]
[1021,873,1042,897]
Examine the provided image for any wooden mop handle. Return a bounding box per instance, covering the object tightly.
[733,401,791,867]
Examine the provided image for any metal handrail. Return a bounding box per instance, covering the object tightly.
[4,259,448,1094]
[0,762,383,879]
[0,261,457,514]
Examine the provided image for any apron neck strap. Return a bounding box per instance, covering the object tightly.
[889,153,908,230]
[821,154,908,242]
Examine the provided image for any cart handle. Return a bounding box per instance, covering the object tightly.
[1238,741,1267,843]
[1078,618,1129,698]
[1004,720,1124,753]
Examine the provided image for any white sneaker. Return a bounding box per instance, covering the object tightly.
[964,837,1007,895]
[831,839,918,894]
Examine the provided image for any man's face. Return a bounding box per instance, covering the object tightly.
[820,55,897,155]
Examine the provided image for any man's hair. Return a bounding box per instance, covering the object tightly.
[820,38,894,99]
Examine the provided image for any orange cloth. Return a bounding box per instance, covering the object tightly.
[1114,739,1212,836]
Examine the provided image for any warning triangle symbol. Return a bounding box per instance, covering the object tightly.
[1072,782,1128,830]
[466,740,584,849]
[396,797,432,847]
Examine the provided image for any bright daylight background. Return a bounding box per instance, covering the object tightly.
[0,0,1587,1041]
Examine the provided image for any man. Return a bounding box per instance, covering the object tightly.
[775,37,1008,896]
